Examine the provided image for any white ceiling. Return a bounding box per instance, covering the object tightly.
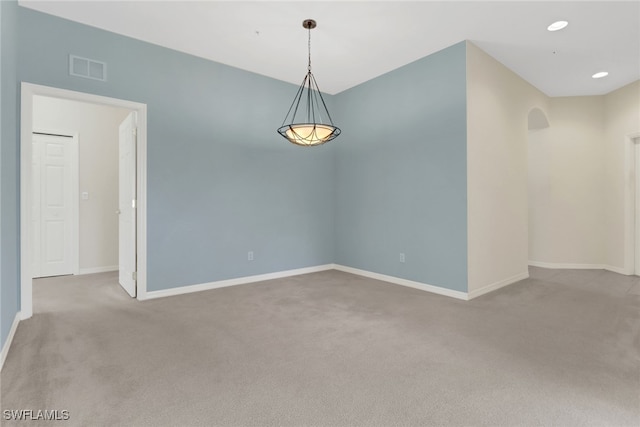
[19,1,640,96]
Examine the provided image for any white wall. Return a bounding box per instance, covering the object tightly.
[604,81,640,273]
[33,96,131,273]
[466,41,548,294]
[528,96,605,266]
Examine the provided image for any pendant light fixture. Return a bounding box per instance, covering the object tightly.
[277,19,341,147]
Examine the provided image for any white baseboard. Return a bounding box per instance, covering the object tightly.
[467,271,529,300]
[603,265,634,275]
[143,263,533,303]
[77,265,118,275]
[529,261,604,270]
[1,312,21,371]
[142,264,335,300]
[332,264,469,300]
[528,261,634,276]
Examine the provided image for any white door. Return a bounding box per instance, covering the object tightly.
[31,133,75,278]
[119,112,137,297]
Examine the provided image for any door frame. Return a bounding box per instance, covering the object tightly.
[31,129,80,278]
[624,131,640,275]
[20,82,149,319]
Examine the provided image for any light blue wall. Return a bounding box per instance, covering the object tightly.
[13,7,336,292]
[333,42,468,292]
[1,0,20,349]
[1,4,470,355]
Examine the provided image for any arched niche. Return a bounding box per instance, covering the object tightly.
[528,107,550,130]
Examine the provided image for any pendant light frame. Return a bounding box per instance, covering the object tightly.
[277,19,341,147]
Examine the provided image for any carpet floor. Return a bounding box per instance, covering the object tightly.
[1,267,639,426]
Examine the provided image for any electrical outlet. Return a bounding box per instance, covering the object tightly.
[248,251,254,261]
[399,253,405,263]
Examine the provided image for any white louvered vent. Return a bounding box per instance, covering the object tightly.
[69,55,107,81]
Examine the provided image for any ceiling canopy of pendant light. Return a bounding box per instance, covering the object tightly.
[277,19,341,147]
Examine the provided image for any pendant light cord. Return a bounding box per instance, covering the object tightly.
[308,26,312,71]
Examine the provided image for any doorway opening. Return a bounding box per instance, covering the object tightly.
[634,136,640,276]
[526,107,551,268]
[622,132,640,277]
[20,83,148,319]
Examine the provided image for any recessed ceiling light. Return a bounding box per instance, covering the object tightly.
[592,71,609,79]
[547,21,569,31]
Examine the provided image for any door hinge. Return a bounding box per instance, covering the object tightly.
[132,271,137,281]
[132,127,138,137]
[132,199,136,209]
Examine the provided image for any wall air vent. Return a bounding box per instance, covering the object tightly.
[69,55,107,81]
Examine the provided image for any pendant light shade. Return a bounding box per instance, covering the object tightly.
[277,19,340,147]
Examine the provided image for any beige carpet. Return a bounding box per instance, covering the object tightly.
[1,267,639,426]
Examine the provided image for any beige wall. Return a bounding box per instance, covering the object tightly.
[466,41,548,293]
[469,42,639,286]
[604,81,640,272]
[527,81,639,272]
[527,96,605,265]
[33,96,132,273]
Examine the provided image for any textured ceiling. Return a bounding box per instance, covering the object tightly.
[19,1,640,96]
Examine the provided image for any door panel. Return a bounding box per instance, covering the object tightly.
[119,112,137,297]
[45,221,65,261]
[32,134,75,278]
